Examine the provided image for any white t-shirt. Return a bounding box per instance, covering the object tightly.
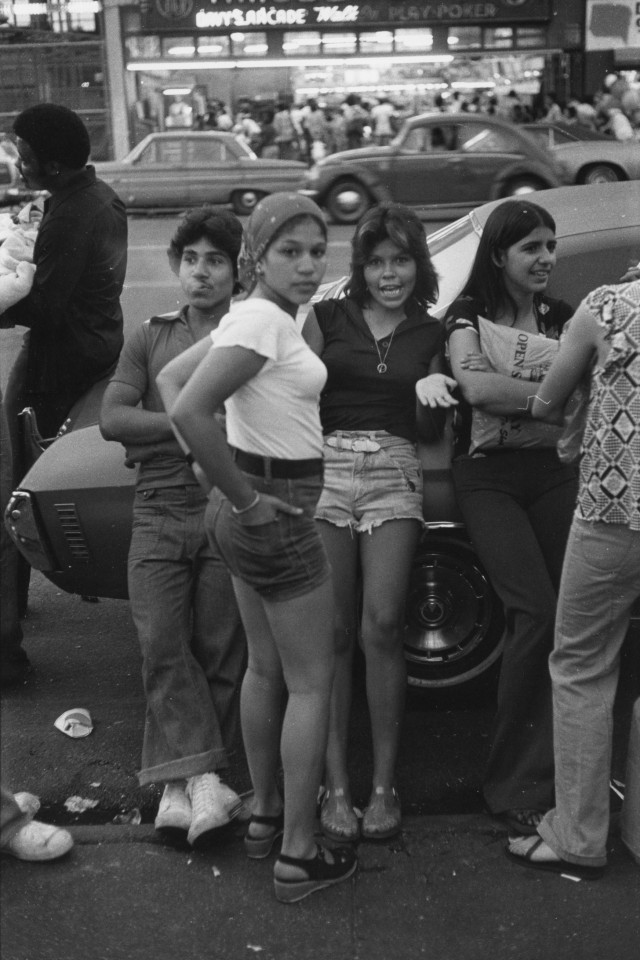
[211,298,327,460]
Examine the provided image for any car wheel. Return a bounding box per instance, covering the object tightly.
[325,179,371,224]
[404,534,505,690]
[501,176,545,197]
[232,190,265,216]
[579,164,623,185]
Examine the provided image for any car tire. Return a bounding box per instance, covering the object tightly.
[501,176,545,197]
[325,179,371,224]
[404,534,505,691]
[232,189,265,216]
[579,164,623,185]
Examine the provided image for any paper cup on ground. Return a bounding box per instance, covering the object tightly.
[54,708,93,738]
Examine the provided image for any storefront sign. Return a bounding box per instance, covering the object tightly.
[585,0,640,50]
[141,0,551,31]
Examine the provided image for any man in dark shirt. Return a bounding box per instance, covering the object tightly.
[3,103,127,450]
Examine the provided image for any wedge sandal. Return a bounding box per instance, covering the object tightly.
[244,812,284,860]
[274,844,358,903]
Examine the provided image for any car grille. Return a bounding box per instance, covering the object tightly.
[55,503,91,562]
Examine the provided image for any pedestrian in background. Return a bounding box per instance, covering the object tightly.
[508,275,640,878]
[100,209,247,847]
[445,200,578,837]
[302,202,455,842]
[161,194,357,903]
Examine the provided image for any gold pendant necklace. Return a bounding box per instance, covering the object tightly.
[373,325,397,374]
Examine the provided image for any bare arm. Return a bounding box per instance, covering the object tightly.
[531,304,600,421]
[448,327,539,416]
[155,336,214,417]
[300,307,325,355]
[99,381,184,464]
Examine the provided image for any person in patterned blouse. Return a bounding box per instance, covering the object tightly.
[507,275,640,879]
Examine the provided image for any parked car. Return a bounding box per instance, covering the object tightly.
[94,132,308,215]
[5,183,640,691]
[302,112,563,224]
[523,121,640,185]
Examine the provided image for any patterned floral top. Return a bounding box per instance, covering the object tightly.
[578,280,640,531]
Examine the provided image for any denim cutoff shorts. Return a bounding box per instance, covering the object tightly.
[315,431,424,534]
[211,471,331,602]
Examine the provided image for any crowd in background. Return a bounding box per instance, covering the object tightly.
[193,72,640,164]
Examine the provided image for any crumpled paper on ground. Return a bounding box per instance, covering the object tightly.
[54,708,93,738]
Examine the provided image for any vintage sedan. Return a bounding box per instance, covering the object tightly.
[5,183,640,691]
[302,112,563,224]
[523,121,640,185]
[94,132,308,215]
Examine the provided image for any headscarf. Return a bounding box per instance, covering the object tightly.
[238,192,326,292]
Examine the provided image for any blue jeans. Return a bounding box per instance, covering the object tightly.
[539,518,640,866]
[128,485,246,786]
[452,449,578,813]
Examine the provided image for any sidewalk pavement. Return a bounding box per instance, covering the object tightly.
[2,815,639,960]
[1,575,639,959]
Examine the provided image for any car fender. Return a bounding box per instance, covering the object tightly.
[489,160,562,199]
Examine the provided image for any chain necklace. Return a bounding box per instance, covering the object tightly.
[372,325,397,374]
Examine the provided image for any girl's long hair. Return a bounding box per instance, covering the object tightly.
[345,202,439,308]
[460,199,556,320]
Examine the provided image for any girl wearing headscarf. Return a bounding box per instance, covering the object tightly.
[158,193,357,903]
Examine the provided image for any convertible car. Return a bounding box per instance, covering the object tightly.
[5,182,640,691]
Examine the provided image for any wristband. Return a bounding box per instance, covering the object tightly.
[231,492,260,515]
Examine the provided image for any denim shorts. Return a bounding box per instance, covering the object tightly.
[210,471,331,602]
[315,431,424,534]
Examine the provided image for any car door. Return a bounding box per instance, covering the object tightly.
[185,135,243,205]
[386,121,459,206]
[119,137,189,207]
[450,122,532,203]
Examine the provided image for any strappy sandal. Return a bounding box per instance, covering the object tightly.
[244,811,284,860]
[320,788,360,843]
[506,835,604,880]
[361,786,402,840]
[274,843,358,903]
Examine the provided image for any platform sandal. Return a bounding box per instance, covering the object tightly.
[243,811,284,859]
[274,843,358,903]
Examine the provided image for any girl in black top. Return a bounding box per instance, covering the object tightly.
[303,203,455,842]
[444,199,578,836]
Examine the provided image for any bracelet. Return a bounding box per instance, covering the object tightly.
[231,492,260,515]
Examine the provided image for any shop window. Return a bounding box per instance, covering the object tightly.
[322,33,357,55]
[125,36,161,60]
[359,31,393,54]
[457,123,522,154]
[231,32,268,56]
[197,36,230,57]
[283,31,321,56]
[448,27,481,50]
[162,37,196,57]
[394,29,433,52]
[484,27,513,50]
[515,27,547,49]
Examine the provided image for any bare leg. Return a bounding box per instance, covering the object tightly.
[360,519,421,792]
[234,576,335,862]
[315,522,359,808]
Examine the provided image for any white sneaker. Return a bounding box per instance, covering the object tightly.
[154,781,191,833]
[1,820,73,861]
[186,772,241,846]
[13,792,41,819]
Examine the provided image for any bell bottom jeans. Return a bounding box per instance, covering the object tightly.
[128,485,246,786]
[452,449,578,813]
[538,518,640,867]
